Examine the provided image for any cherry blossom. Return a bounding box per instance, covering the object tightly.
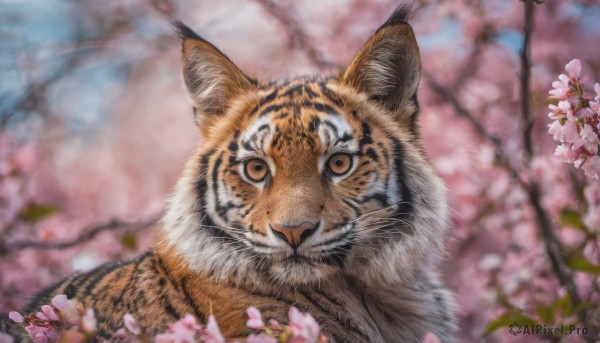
[548,59,600,179]
[200,315,225,343]
[246,307,265,330]
[123,313,141,336]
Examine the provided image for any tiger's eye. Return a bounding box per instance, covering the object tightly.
[244,159,269,182]
[327,153,352,176]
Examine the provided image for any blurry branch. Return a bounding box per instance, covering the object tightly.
[0,57,79,130]
[252,0,337,70]
[520,0,534,164]
[0,18,141,131]
[429,0,592,331]
[2,215,160,252]
[425,73,523,184]
[518,0,589,329]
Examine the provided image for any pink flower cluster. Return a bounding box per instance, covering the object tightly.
[7,295,328,343]
[548,59,600,179]
[116,312,224,343]
[8,295,444,343]
[8,294,96,343]
[244,306,326,343]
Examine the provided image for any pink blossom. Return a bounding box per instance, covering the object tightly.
[591,100,600,113]
[155,329,197,343]
[41,305,59,322]
[565,59,581,79]
[247,333,277,343]
[268,319,281,331]
[81,309,96,333]
[422,332,441,343]
[8,311,24,323]
[35,311,49,321]
[123,313,141,335]
[0,332,14,343]
[558,116,579,143]
[582,156,600,180]
[200,315,225,343]
[557,100,572,114]
[25,324,58,343]
[594,83,600,101]
[549,78,569,100]
[51,295,68,312]
[156,313,201,343]
[548,120,563,141]
[178,313,201,331]
[112,328,129,339]
[246,307,265,330]
[554,144,577,164]
[575,124,600,154]
[60,299,83,327]
[288,307,320,342]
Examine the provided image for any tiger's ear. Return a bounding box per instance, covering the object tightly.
[174,21,255,130]
[341,5,421,118]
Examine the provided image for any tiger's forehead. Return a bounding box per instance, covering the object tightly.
[239,78,357,157]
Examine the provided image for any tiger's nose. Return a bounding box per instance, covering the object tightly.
[270,221,318,248]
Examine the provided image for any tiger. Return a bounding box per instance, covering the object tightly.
[2,3,456,342]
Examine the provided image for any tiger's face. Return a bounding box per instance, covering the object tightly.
[162,9,448,286]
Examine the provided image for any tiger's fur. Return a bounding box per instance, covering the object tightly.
[4,4,456,342]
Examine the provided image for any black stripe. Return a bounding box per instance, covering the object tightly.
[319,82,344,108]
[155,253,182,293]
[282,84,304,98]
[308,116,321,132]
[321,120,339,136]
[305,84,318,98]
[259,103,287,117]
[197,149,217,213]
[317,226,353,248]
[342,199,360,217]
[211,152,227,222]
[180,276,206,323]
[227,131,240,152]
[82,260,127,296]
[160,294,180,320]
[23,277,73,314]
[358,123,373,149]
[298,290,366,342]
[356,192,388,207]
[336,132,353,143]
[302,101,338,115]
[390,137,413,217]
[109,252,151,305]
[365,147,378,161]
[248,88,279,117]
[322,241,352,267]
[377,142,389,163]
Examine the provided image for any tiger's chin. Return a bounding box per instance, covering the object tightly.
[265,254,342,286]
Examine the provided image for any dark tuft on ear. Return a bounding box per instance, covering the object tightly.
[172,20,203,41]
[377,2,415,32]
[174,20,255,133]
[341,1,421,133]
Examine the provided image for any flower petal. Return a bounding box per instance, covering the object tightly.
[565,59,581,79]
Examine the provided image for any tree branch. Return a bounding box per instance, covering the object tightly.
[520,0,535,164]
[429,0,591,332]
[518,0,589,329]
[2,215,160,251]
[424,72,523,184]
[252,0,336,70]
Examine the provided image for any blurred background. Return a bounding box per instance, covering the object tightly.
[1,0,599,342]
